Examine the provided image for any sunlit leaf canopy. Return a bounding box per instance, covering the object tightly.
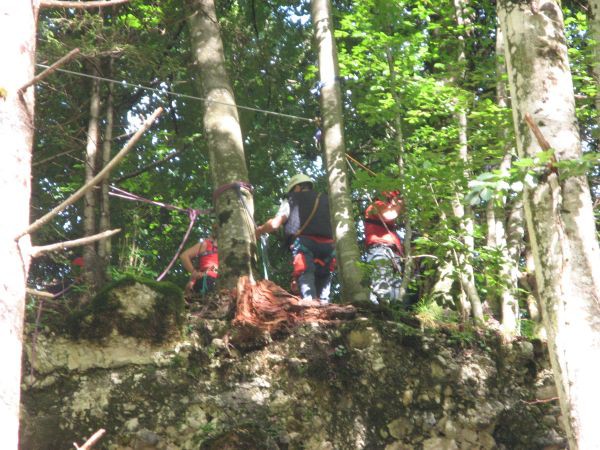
[30,0,598,297]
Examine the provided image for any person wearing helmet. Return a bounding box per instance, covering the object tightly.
[256,174,335,304]
[364,190,404,304]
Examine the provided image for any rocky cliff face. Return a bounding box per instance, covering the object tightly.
[21,280,565,449]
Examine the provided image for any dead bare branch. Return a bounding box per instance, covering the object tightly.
[18,49,80,94]
[33,148,80,167]
[30,229,121,258]
[18,107,163,239]
[42,0,128,9]
[25,288,56,299]
[73,428,106,450]
[524,112,559,174]
[524,113,552,151]
[521,397,559,405]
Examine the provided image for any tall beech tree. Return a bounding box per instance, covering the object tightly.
[311,0,369,303]
[186,0,257,289]
[488,15,524,338]
[448,0,484,323]
[588,0,600,127]
[498,0,600,447]
[0,2,38,447]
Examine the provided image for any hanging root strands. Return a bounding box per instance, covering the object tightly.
[232,276,356,339]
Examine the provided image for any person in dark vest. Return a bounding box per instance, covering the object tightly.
[256,174,335,304]
[180,224,219,296]
[364,190,404,304]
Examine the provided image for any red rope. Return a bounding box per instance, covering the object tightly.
[109,185,213,215]
[108,186,212,281]
[212,181,253,204]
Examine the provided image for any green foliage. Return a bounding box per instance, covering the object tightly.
[413,299,459,329]
[29,0,598,331]
[466,150,600,206]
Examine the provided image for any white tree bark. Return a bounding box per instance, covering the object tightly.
[491,20,523,338]
[187,0,256,289]
[0,2,38,447]
[588,0,600,125]
[499,1,600,447]
[450,0,483,322]
[311,0,369,303]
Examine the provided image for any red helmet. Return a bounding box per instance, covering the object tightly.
[382,190,400,200]
[71,257,84,267]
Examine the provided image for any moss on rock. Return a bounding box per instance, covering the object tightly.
[67,275,184,343]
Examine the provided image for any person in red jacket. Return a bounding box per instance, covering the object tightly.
[180,224,219,296]
[364,191,404,304]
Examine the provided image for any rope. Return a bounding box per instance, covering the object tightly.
[109,185,213,215]
[107,186,212,281]
[212,181,253,204]
[212,181,270,279]
[156,209,198,281]
[36,64,315,123]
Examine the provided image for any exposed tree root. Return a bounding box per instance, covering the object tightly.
[232,276,356,336]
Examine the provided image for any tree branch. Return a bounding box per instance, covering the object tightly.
[33,147,81,167]
[25,288,56,299]
[42,0,128,9]
[73,429,106,450]
[524,113,552,151]
[524,112,558,174]
[18,107,163,239]
[30,229,121,258]
[19,48,80,94]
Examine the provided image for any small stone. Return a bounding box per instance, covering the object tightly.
[125,417,139,431]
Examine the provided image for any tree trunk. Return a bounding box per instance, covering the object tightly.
[521,244,545,338]
[499,1,600,446]
[98,63,114,272]
[450,0,483,323]
[187,0,256,289]
[0,2,38,447]
[83,70,102,293]
[495,20,524,338]
[430,259,457,305]
[588,0,600,124]
[498,198,524,337]
[485,22,505,315]
[311,0,369,303]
